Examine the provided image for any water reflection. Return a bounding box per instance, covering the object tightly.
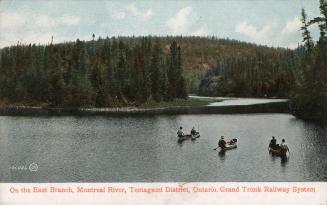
[218,150,226,161]
[269,154,278,163]
[269,151,289,166]
[281,156,289,166]
[177,139,184,147]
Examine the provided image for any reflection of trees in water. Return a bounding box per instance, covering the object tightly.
[303,121,327,145]
[289,119,327,179]
[302,121,327,180]
[116,116,163,181]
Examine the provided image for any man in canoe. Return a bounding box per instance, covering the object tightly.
[269,136,277,149]
[280,139,289,154]
[190,126,197,135]
[218,136,227,149]
[177,127,184,138]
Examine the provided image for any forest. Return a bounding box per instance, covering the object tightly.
[198,48,303,97]
[0,37,187,107]
[291,0,327,120]
[0,35,299,107]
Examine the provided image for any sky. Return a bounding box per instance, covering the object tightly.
[0,0,322,49]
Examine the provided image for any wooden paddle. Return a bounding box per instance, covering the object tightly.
[213,146,219,150]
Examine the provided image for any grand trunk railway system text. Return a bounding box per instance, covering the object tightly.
[10,186,316,194]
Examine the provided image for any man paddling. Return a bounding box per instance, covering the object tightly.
[190,127,197,135]
[269,136,277,149]
[280,139,289,154]
[177,127,184,138]
[218,136,227,149]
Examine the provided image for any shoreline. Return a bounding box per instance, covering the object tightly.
[0,101,290,116]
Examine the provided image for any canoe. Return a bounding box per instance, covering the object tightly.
[177,132,200,142]
[220,138,238,151]
[269,147,287,157]
[221,144,237,151]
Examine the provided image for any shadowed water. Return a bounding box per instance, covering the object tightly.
[0,114,326,182]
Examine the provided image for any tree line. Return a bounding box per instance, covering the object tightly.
[198,47,302,97]
[291,0,327,119]
[155,36,294,94]
[0,35,300,107]
[0,37,187,107]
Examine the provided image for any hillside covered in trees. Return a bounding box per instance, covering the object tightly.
[153,37,299,94]
[198,47,303,97]
[0,37,187,107]
[0,35,302,108]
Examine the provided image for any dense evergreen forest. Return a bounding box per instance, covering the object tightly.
[291,0,327,120]
[0,35,301,107]
[0,37,187,107]
[155,36,297,93]
[198,48,303,97]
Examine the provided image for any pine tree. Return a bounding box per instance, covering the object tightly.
[47,46,66,106]
[176,46,187,98]
[159,56,169,101]
[150,39,160,101]
[168,41,178,99]
[309,0,327,38]
[301,9,314,53]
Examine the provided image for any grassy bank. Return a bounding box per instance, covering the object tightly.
[0,100,290,116]
[0,96,221,109]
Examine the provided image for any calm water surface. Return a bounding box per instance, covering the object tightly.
[0,114,326,182]
[190,95,288,106]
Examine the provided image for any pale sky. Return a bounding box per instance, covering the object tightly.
[0,0,321,48]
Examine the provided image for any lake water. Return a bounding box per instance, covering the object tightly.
[189,95,288,106]
[0,113,326,182]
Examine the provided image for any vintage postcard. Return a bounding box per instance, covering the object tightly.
[0,0,326,204]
